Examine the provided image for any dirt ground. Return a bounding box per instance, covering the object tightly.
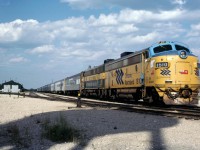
[0,94,200,150]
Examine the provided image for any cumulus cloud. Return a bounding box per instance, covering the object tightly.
[117,24,138,34]
[171,0,186,9]
[1,3,200,89]
[185,23,200,59]
[0,19,38,43]
[171,0,186,5]
[30,45,55,54]
[89,14,118,26]
[118,8,186,23]
[187,23,200,37]
[9,56,27,63]
[1,8,200,70]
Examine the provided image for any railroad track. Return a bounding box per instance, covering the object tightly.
[28,92,200,120]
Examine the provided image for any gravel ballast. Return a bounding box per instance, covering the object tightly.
[0,94,200,150]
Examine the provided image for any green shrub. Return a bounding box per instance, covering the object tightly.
[7,124,31,148]
[7,124,21,144]
[42,114,80,143]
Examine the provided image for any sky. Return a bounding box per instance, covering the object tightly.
[0,0,200,89]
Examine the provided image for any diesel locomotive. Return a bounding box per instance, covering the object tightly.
[38,41,200,105]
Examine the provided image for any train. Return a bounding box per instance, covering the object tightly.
[37,41,200,105]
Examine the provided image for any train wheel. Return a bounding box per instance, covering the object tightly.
[132,93,139,103]
[85,92,90,97]
[133,88,142,103]
[152,90,164,106]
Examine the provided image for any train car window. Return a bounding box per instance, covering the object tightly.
[85,70,93,76]
[111,60,123,70]
[153,44,172,53]
[123,59,128,66]
[175,45,190,53]
[76,79,80,84]
[127,54,141,65]
[105,64,111,71]
[96,65,103,73]
[114,62,117,69]
[99,65,105,73]
[84,71,88,76]
[94,68,97,74]
[106,54,142,71]
[144,51,149,59]
[118,61,123,68]
[96,68,99,74]
[198,63,200,68]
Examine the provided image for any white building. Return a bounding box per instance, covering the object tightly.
[0,80,24,93]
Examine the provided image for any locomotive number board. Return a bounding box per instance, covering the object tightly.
[156,62,168,68]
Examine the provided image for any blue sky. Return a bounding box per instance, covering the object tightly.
[0,0,200,89]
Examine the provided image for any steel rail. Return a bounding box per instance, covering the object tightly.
[28,92,200,120]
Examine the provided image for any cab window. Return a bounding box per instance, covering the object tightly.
[198,63,200,68]
[144,51,149,59]
[153,44,172,53]
[175,45,190,53]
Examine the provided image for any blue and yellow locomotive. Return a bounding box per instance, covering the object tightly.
[145,41,200,105]
[81,41,200,105]
[38,41,200,105]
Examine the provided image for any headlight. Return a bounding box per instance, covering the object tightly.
[179,50,188,59]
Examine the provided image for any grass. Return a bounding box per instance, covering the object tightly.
[41,113,81,143]
[6,124,31,148]
[5,113,81,148]
[7,124,21,144]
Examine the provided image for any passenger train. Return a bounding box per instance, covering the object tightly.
[37,41,200,105]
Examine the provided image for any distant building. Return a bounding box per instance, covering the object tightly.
[0,80,24,93]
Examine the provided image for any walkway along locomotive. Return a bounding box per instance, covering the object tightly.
[38,41,200,105]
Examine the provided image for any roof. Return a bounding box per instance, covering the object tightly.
[1,80,24,89]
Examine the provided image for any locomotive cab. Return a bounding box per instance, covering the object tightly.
[145,41,200,105]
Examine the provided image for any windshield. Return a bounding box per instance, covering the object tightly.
[175,45,190,53]
[153,44,172,53]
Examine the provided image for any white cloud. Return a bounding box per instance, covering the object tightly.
[171,0,186,5]
[89,14,118,26]
[118,9,185,23]
[9,56,27,63]
[1,3,200,89]
[30,45,55,54]
[1,8,200,70]
[189,23,200,36]
[0,19,38,43]
[117,24,138,34]
[191,23,200,30]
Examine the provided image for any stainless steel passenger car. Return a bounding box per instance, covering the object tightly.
[50,83,55,93]
[65,73,80,95]
[55,79,65,94]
